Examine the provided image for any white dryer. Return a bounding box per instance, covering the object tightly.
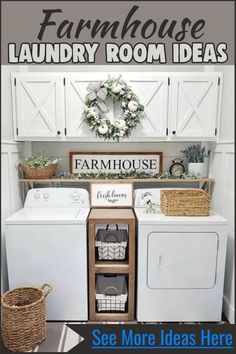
[134,188,228,322]
[5,188,90,321]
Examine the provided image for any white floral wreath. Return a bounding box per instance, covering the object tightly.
[83,75,144,142]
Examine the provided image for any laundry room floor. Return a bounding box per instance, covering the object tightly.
[0,318,229,353]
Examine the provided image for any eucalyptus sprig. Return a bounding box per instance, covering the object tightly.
[72,169,159,179]
[57,170,201,180]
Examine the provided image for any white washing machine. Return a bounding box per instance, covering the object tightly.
[134,188,228,322]
[5,188,90,321]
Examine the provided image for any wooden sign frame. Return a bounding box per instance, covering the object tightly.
[69,151,163,175]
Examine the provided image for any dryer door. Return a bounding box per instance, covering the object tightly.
[147,232,218,289]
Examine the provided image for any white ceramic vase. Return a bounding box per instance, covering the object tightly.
[188,160,208,177]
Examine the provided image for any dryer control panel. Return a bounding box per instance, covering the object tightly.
[24,188,90,208]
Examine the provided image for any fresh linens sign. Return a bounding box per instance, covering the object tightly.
[91,183,133,207]
[70,152,162,175]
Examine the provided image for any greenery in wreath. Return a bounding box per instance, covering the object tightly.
[83,75,144,142]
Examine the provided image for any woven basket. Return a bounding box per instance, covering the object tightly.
[160,189,210,216]
[20,163,58,179]
[1,284,52,352]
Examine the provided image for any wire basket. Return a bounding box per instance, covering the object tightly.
[1,284,52,352]
[95,225,128,260]
[160,189,210,216]
[20,163,58,179]
[96,294,128,312]
[96,275,128,312]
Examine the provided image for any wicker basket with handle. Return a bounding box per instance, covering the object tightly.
[1,284,52,352]
[160,189,210,216]
[20,163,58,179]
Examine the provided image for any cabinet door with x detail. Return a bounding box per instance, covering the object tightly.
[13,74,64,139]
[170,74,221,139]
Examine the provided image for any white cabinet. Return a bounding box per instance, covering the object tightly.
[120,74,169,140]
[12,74,64,140]
[169,73,222,139]
[65,74,106,139]
[65,75,88,138]
[65,73,168,140]
[11,72,223,142]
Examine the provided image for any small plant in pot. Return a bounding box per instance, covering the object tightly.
[19,152,59,179]
[181,144,208,177]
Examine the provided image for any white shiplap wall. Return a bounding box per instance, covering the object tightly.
[210,142,234,323]
[1,65,24,291]
[209,65,235,323]
[31,141,201,176]
[1,142,23,291]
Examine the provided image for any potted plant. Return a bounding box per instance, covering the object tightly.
[181,144,208,177]
[19,152,59,179]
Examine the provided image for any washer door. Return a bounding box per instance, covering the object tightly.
[147,232,218,289]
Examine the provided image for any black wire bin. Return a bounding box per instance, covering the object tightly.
[95,275,128,312]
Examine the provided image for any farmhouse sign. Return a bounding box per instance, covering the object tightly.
[90,183,133,208]
[70,152,162,175]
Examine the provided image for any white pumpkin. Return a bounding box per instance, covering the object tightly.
[115,119,127,129]
[111,83,122,93]
[128,100,138,112]
[98,124,109,135]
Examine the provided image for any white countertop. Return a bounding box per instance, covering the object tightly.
[5,207,90,225]
[134,208,228,225]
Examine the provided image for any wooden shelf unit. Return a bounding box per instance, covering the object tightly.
[19,177,214,184]
[19,178,214,200]
[88,208,135,321]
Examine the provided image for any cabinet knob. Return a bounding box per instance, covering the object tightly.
[57,131,61,135]
[172,130,176,135]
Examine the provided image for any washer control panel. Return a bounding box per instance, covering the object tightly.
[25,188,89,208]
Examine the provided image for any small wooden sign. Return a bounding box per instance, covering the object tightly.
[90,183,133,208]
[70,152,163,175]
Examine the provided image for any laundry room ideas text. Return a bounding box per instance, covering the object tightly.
[6,5,231,64]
